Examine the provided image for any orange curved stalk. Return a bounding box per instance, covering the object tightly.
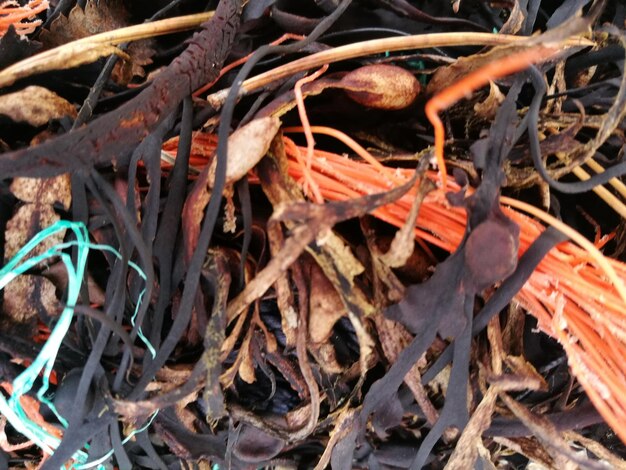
[425,45,562,187]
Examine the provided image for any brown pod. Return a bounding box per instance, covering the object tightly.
[340,64,421,110]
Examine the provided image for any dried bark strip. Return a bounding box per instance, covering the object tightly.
[0,0,244,178]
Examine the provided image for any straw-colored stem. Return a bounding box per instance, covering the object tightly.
[206,33,593,106]
[0,11,214,88]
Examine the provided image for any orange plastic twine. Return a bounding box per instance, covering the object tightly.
[0,0,49,37]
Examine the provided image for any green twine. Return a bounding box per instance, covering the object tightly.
[0,220,156,468]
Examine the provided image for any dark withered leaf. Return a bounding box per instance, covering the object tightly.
[546,0,591,28]
[0,26,42,70]
[154,409,227,461]
[233,424,285,463]
[39,0,154,84]
[386,251,467,338]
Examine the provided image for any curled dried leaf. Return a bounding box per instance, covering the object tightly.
[0,86,76,126]
[341,64,421,110]
[2,274,61,325]
[4,203,64,262]
[309,264,346,343]
[10,174,72,210]
[233,424,285,463]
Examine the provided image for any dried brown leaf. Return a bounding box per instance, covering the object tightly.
[380,172,434,268]
[111,40,154,83]
[40,0,153,83]
[238,334,256,384]
[10,174,71,210]
[445,388,498,469]
[341,64,421,110]
[0,86,76,126]
[499,0,527,35]
[473,81,506,120]
[207,117,282,187]
[2,274,61,325]
[492,436,555,468]
[4,203,64,262]
[309,263,347,343]
[503,355,548,391]
[183,116,281,261]
[308,342,344,374]
[41,1,124,44]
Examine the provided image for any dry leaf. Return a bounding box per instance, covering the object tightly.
[183,116,281,261]
[308,342,344,374]
[42,0,129,44]
[341,64,421,110]
[40,0,153,84]
[309,263,347,343]
[206,117,282,189]
[473,81,506,120]
[4,203,64,262]
[238,335,257,384]
[10,174,72,210]
[445,388,498,469]
[0,25,42,69]
[503,355,548,391]
[0,86,76,126]
[499,1,527,35]
[2,274,61,325]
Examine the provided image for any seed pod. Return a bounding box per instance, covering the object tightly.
[340,64,421,110]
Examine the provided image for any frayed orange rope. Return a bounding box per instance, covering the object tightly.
[0,0,49,37]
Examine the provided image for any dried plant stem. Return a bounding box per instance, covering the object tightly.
[559,156,626,219]
[586,157,626,199]
[0,10,215,88]
[206,33,594,106]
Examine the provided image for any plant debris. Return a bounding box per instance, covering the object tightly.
[1,0,626,469]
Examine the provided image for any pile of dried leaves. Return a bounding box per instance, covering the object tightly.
[1,0,626,468]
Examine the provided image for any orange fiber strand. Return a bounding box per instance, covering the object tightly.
[425,45,561,187]
[0,0,48,37]
[162,130,626,443]
[293,64,329,204]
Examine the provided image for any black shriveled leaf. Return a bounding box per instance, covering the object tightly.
[385,250,466,338]
[546,0,591,29]
[0,25,42,70]
[233,424,285,463]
